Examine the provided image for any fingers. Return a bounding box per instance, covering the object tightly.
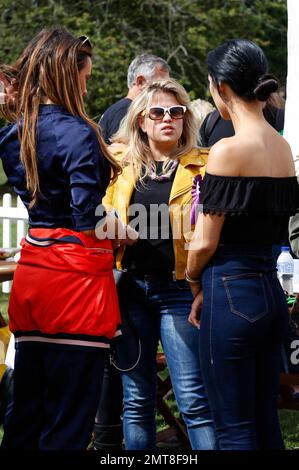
[125,225,139,246]
[188,310,200,329]
[111,238,126,250]
[0,88,16,104]
[188,290,203,329]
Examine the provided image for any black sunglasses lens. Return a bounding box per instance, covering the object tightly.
[149,107,165,120]
[169,106,185,118]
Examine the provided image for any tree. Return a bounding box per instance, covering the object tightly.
[0,0,287,118]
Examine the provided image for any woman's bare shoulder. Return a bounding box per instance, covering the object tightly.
[206,136,242,176]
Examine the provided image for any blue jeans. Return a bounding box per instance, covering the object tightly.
[115,273,215,450]
[200,245,289,450]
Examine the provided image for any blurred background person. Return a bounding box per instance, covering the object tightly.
[200,92,285,147]
[99,53,170,144]
[189,98,214,130]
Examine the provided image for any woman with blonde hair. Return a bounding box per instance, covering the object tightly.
[104,78,215,450]
[0,27,122,449]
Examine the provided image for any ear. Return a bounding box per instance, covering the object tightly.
[135,74,146,89]
[138,114,146,133]
[217,82,225,96]
[217,82,230,100]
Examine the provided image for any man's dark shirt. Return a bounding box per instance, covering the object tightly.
[99,97,132,144]
[200,106,285,147]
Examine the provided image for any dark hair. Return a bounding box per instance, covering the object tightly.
[207,39,278,102]
[0,27,121,206]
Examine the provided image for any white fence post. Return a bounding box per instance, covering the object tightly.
[0,193,28,293]
[2,193,12,293]
[2,193,12,248]
[17,196,26,246]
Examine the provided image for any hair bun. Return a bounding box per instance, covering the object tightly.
[253,74,279,101]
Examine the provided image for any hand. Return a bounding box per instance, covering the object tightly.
[6,79,17,103]
[111,225,138,250]
[0,74,17,104]
[125,224,139,246]
[111,238,126,250]
[188,290,203,329]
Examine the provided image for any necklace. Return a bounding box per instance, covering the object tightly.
[148,160,179,182]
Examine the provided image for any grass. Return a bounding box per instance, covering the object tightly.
[0,161,8,187]
[279,410,299,449]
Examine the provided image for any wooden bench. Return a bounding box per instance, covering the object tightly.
[0,261,16,283]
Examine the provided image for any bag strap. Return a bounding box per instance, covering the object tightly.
[201,110,221,146]
[110,271,142,372]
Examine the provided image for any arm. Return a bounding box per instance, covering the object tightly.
[186,142,232,326]
[186,208,224,328]
[187,211,225,296]
[58,121,131,245]
[60,123,110,233]
[101,157,138,248]
[187,141,233,292]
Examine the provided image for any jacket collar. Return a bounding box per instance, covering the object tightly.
[120,147,208,203]
[169,148,208,202]
[178,147,208,168]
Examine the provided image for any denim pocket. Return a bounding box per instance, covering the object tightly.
[223,272,269,322]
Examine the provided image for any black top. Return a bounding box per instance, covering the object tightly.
[99,97,132,144]
[200,106,285,147]
[201,173,299,245]
[122,162,175,274]
[0,105,110,231]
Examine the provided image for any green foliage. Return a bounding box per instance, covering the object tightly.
[0,0,287,117]
[279,409,299,449]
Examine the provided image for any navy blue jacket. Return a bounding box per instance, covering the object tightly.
[0,105,110,231]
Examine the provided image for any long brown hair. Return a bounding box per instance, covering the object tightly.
[0,27,121,206]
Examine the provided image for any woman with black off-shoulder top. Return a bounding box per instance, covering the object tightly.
[186,39,299,450]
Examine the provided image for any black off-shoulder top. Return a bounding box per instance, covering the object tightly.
[201,173,299,244]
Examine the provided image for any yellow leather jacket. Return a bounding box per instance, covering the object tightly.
[103,148,208,279]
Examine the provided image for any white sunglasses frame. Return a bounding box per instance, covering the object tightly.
[143,105,187,120]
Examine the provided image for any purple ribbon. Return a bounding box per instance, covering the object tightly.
[190,174,203,225]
